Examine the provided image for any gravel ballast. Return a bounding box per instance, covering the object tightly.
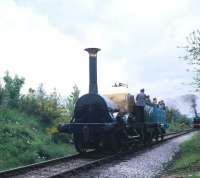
[70,132,197,178]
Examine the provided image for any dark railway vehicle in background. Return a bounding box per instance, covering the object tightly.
[193,114,200,128]
[191,104,200,128]
[59,48,168,154]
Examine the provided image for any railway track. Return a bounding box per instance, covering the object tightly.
[0,129,195,178]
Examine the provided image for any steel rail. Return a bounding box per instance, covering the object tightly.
[0,153,83,178]
[165,128,193,136]
[0,129,195,178]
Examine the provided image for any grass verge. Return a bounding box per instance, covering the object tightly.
[166,131,200,178]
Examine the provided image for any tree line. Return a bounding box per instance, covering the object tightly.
[0,72,79,127]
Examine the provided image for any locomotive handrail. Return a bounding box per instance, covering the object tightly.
[66,122,116,125]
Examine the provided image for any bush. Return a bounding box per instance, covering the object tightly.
[166,107,191,132]
[1,72,24,108]
[0,72,81,170]
[19,85,66,125]
[0,108,76,171]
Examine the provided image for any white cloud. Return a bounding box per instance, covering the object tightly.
[0,0,199,103]
[0,0,88,95]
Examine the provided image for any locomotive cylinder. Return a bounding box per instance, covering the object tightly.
[85,48,101,94]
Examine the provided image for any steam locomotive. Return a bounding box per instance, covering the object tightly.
[193,114,200,128]
[59,48,167,153]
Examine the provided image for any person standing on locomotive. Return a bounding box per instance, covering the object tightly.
[135,89,146,122]
[153,98,158,106]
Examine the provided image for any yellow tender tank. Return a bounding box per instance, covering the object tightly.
[104,93,135,113]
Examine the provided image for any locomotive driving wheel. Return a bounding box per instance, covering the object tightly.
[142,129,152,145]
[160,132,164,141]
[110,133,122,152]
[101,132,120,153]
[160,128,165,141]
[73,133,87,154]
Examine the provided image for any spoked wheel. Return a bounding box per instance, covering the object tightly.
[154,127,159,142]
[103,132,122,153]
[160,128,165,141]
[144,131,153,145]
[73,133,87,154]
[160,133,164,141]
[147,134,153,145]
[155,133,159,142]
[111,133,122,153]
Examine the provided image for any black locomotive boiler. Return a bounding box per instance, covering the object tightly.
[59,48,167,153]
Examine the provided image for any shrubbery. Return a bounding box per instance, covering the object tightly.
[20,85,62,125]
[0,72,79,127]
[0,72,80,170]
[0,72,24,107]
[166,107,191,132]
[0,108,76,170]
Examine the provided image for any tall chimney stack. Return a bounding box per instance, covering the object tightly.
[85,48,101,94]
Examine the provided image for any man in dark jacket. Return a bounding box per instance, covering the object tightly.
[135,89,146,122]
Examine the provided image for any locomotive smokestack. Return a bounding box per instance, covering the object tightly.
[85,48,101,94]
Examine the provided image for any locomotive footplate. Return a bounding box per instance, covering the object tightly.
[58,122,117,134]
[128,122,159,129]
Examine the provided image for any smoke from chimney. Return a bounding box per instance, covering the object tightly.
[182,94,198,117]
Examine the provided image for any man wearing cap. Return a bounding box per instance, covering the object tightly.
[135,89,146,122]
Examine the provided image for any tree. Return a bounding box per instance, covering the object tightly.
[65,85,80,120]
[2,72,25,108]
[36,83,46,100]
[166,107,180,124]
[0,83,3,105]
[183,30,200,90]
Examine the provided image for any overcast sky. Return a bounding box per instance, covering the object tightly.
[0,0,199,102]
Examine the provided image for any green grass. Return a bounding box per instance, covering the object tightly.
[0,108,76,171]
[167,132,200,177]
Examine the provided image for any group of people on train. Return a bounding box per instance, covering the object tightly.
[135,88,166,122]
[146,96,166,110]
